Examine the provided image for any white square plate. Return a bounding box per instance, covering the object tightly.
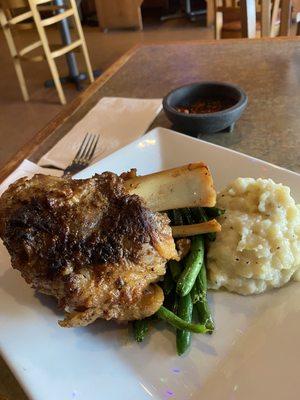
[1,127,300,400]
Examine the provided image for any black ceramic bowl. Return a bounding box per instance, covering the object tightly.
[163,81,248,136]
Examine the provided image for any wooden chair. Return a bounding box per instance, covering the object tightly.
[292,0,300,33]
[206,0,215,26]
[214,0,240,39]
[214,0,292,39]
[94,0,143,31]
[241,0,292,37]
[0,0,94,104]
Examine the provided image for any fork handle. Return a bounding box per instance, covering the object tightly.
[41,165,64,171]
[63,165,86,176]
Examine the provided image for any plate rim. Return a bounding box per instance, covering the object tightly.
[1,126,300,400]
[75,127,300,180]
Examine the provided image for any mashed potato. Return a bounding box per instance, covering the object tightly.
[207,178,300,295]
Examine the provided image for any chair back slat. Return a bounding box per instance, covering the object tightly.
[279,0,292,35]
[215,0,292,39]
[1,0,29,12]
[237,0,291,38]
[261,0,271,36]
[270,0,280,36]
[1,0,93,104]
[221,0,239,7]
[1,0,32,29]
[240,0,256,38]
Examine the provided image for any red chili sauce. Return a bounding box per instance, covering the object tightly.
[176,98,236,114]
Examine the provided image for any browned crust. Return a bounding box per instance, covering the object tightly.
[0,172,164,277]
[59,283,164,327]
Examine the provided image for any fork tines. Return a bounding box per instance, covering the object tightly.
[74,133,99,164]
[63,133,100,176]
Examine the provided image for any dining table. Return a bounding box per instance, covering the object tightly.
[1,36,300,400]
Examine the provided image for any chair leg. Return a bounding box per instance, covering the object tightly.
[80,41,94,83]
[46,57,67,105]
[13,58,30,101]
[0,9,29,101]
[28,0,66,104]
[279,0,292,36]
[215,11,223,39]
[297,21,300,36]
[270,0,280,37]
[206,0,215,26]
[69,0,94,83]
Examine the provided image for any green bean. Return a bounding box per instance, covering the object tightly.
[176,235,204,297]
[206,232,216,242]
[172,293,179,314]
[190,263,208,304]
[133,319,149,342]
[163,289,175,310]
[176,294,193,355]
[166,210,175,224]
[190,207,201,222]
[190,281,200,304]
[195,262,214,332]
[197,259,208,293]
[193,208,216,241]
[163,288,179,313]
[172,209,184,226]
[204,207,225,218]
[156,306,208,334]
[163,267,174,296]
[198,207,208,221]
[195,300,214,332]
[169,260,182,282]
[181,208,194,225]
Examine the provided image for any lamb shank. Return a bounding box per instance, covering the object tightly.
[0,163,218,327]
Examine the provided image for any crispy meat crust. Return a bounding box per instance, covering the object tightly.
[1,173,157,273]
[0,173,177,326]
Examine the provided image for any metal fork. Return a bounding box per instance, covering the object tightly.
[63,133,99,176]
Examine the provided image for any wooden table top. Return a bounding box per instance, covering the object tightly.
[1,36,300,184]
[1,36,300,400]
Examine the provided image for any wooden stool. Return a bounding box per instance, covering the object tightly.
[0,0,94,104]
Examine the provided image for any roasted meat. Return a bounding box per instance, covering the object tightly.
[0,162,218,328]
[0,173,177,327]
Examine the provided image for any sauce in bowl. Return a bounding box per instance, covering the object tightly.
[176,98,236,114]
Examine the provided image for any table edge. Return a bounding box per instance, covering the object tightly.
[1,36,300,183]
[0,44,140,183]
[138,36,300,47]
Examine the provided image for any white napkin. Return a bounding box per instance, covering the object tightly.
[38,97,162,170]
[0,160,62,196]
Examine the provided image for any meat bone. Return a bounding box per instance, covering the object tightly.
[124,162,221,236]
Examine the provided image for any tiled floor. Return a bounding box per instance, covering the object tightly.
[0,17,213,171]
